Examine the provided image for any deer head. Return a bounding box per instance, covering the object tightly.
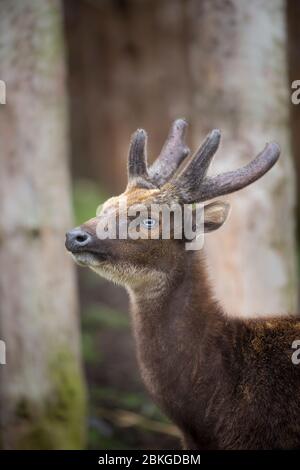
[65,119,280,287]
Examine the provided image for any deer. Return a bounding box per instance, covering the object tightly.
[65,119,300,450]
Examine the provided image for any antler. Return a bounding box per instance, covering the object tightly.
[196,142,280,202]
[127,119,190,188]
[127,120,280,199]
[128,129,148,181]
[171,135,280,202]
[148,119,190,186]
[173,129,221,193]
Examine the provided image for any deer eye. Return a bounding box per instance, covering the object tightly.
[142,218,156,229]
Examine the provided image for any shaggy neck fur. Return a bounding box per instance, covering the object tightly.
[127,250,228,448]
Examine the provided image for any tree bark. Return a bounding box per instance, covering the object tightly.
[0,0,86,449]
[188,0,297,316]
[287,0,300,242]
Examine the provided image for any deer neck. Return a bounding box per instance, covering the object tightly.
[127,250,225,419]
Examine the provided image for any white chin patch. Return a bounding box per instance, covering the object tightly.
[71,252,101,267]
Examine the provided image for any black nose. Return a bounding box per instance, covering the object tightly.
[65,228,92,253]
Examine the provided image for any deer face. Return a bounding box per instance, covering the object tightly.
[65,119,279,287]
[66,188,182,285]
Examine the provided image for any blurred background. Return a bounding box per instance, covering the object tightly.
[0,0,300,450]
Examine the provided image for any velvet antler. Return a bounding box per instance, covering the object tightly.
[127,120,280,199]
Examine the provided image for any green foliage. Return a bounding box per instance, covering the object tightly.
[91,387,165,422]
[14,348,86,450]
[82,332,100,365]
[72,179,107,226]
[89,428,130,450]
[82,304,130,330]
[88,386,178,450]
[81,303,128,365]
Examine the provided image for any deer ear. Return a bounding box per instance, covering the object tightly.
[203,201,230,232]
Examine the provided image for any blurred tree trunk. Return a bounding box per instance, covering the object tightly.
[0,0,86,449]
[189,0,297,316]
[64,0,191,194]
[287,0,300,245]
[64,0,297,316]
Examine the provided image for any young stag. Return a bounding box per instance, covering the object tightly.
[66,119,300,449]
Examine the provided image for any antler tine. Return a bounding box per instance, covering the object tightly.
[174,129,221,192]
[128,129,148,181]
[187,142,280,203]
[148,119,190,186]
